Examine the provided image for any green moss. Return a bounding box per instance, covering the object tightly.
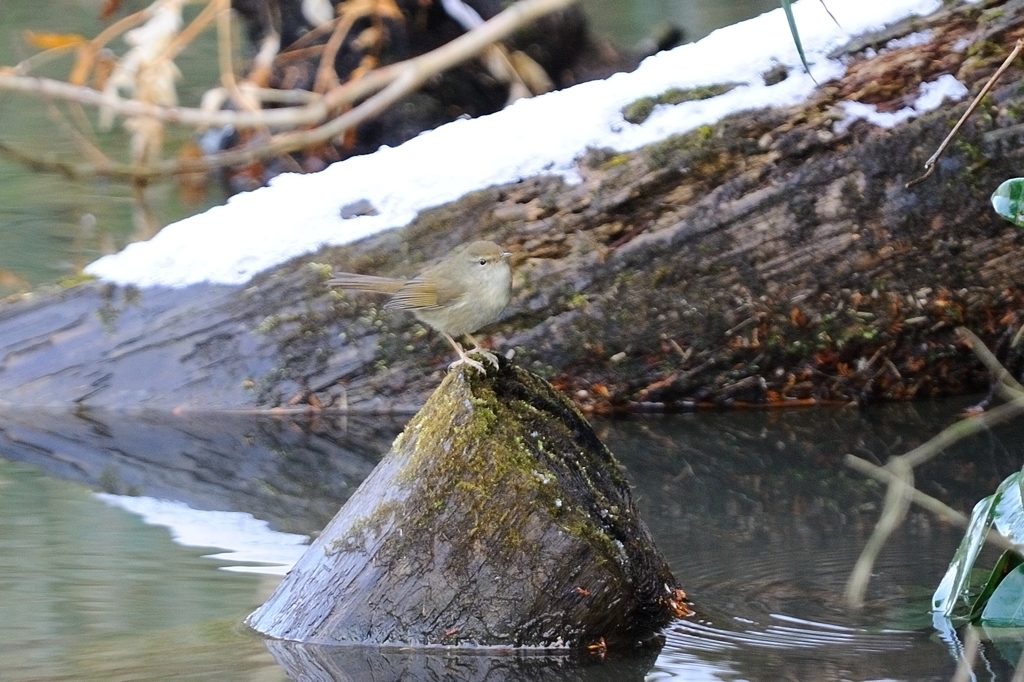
[966,40,1001,59]
[307,262,334,280]
[365,366,635,568]
[58,272,97,289]
[255,314,289,334]
[695,124,715,141]
[325,500,403,556]
[643,124,718,169]
[621,83,741,125]
[599,153,633,170]
[621,97,657,125]
[567,293,589,308]
[1005,93,1024,122]
[651,265,673,287]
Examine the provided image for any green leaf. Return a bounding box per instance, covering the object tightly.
[933,471,1024,617]
[933,492,999,616]
[977,623,1024,666]
[780,0,812,76]
[993,473,1024,544]
[970,550,1024,621]
[992,178,1024,227]
[982,564,1024,626]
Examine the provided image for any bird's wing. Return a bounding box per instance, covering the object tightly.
[384,276,439,310]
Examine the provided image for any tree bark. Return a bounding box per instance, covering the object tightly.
[245,360,687,648]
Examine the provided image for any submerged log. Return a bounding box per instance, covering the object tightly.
[246,359,687,648]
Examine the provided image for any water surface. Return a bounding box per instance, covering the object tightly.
[0,399,1018,680]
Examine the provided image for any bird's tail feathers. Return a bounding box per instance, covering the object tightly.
[326,273,405,294]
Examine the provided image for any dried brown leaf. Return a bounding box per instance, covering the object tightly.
[23,30,86,51]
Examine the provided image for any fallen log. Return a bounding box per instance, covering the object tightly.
[3,0,1024,412]
[246,359,688,648]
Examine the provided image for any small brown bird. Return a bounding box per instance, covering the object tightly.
[328,240,513,374]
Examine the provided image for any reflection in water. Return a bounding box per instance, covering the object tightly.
[96,494,309,575]
[0,461,287,681]
[264,639,664,682]
[1,399,1023,680]
[0,408,397,535]
[598,401,1024,681]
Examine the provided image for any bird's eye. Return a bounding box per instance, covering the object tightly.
[478,258,487,266]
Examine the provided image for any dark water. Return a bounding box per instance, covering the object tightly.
[1,398,1020,681]
[0,0,782,293]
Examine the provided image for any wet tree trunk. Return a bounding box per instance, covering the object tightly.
[0,0,1023,412]
[245,360,688,648]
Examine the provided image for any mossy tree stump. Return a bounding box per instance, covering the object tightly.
[246,360,687,648]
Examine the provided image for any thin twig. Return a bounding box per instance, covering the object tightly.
[0,0,577,180]
[68,5,149,85]
[281,15,340,52]
[899,393,1024,469]
[314,2,362,93]
[44,100,112,168]
[845,456,967,525]
[10,36,82,76]
[817,0,840,28]
[906,38,1024,189]
[162,0,221,63]
[957,327,1024,399]
[214,0,259,113]
[274,44,328,64]
[845,454,1017,552]
[844,457,914,609]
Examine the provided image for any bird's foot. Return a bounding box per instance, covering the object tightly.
[466,346,500,370]
[443,333,499,375]
[448,354,488,375]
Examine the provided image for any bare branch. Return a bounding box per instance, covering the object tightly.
[845,454,1017,552]
[957,326,1024,399]
[44,100,112,168]
[845,456,965,525]
[162,0,223,64]
[68,5,149,85]
[844,457,914,609]
[0,0,577,181]
[898,393,1024,469]
[906,38,1023,189]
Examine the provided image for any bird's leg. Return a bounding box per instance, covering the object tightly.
[442,333,487,374]
[461,333,500,369]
